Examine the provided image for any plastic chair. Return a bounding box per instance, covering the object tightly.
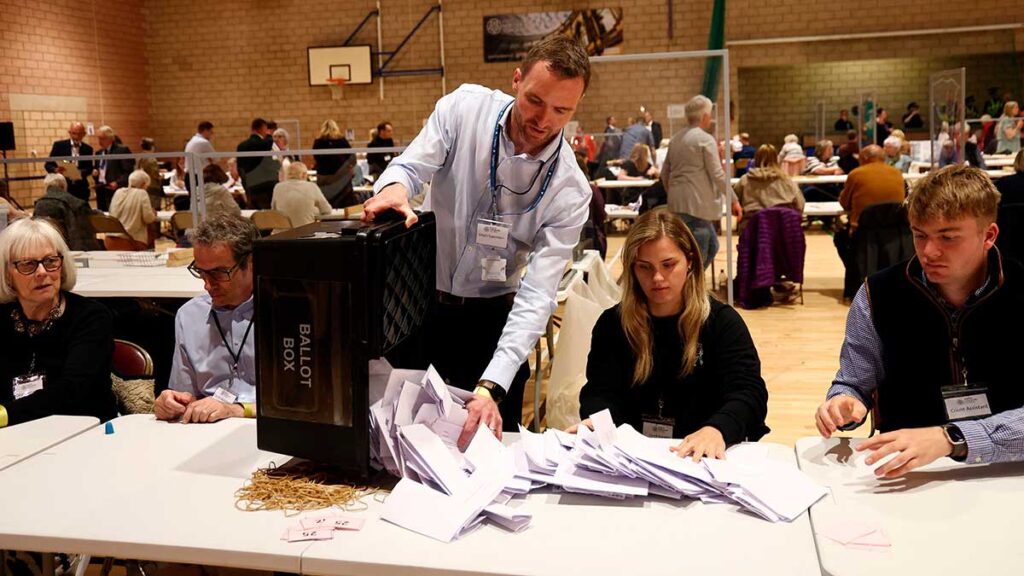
[88,214,148,251]
[112,339,154,378]
[844,202,914,298]
[169,211,192,246]
[250,209,293,235]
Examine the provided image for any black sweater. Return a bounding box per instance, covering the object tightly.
[0,292,117,425]
[579,300,769,444]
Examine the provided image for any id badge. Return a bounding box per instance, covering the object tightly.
[12,373,45,400]
[476,219,511,249]
[941,384,992,421]
[641,415,675,439]
[213,386,238,404]
[481,256,507,282]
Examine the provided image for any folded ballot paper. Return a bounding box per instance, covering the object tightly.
[369,364,825,542]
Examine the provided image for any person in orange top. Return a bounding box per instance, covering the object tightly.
[838,144,906,232]
[834,144,907,290]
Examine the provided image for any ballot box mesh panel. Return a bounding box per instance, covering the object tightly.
[382,231,434,352]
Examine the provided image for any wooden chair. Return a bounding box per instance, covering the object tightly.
[250,210,292,235]
[112,339,154,378]
[170,210,193,246]
[88,214,148,251]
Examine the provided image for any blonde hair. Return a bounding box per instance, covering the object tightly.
[317,119,343,140]
[907,165,1000,225]
[628,143,651,174]
[285,161,309,181]
[0,218,76,303]
[752,144,786,179]
[96,125,115,138]
[619,208,711,385]
[1004,101,1019,118]
[783,134,799,144]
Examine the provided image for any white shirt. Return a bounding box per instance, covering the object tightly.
[374,84,591,391]
[184,133,215,174]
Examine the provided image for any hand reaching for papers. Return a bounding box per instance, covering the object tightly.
[362,183,418,228]
[458,394,502,450]
[180,396,244,423]
[153,389,194,421]
[670,426,725,462]
[815,395,868,438]
[564,418,593,434]
[856,427,953,479]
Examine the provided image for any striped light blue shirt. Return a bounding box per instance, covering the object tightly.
[374,84,591,392]
[828,281,1024,464]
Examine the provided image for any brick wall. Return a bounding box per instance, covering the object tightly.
[0,0,150,206]
[2,0,1022,207]
[740,52,1024,149]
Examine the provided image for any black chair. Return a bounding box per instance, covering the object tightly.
[996,203,1024,266]
[844,202,914,298]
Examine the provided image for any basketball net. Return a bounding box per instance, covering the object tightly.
[327,77,346,101]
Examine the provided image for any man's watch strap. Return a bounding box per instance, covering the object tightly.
[475,380,506,405]
[943,424,968,461]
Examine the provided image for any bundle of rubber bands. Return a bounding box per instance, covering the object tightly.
[235,460,386,514]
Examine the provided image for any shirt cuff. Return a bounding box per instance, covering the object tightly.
[480,357,518,393]
[373,171,415,199]
[824,386,870,431]
[954,419,992,465]
[0,405,7,428]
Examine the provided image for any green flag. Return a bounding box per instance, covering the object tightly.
[701,0,726,101]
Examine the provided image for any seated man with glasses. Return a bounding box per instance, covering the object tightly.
[154,214,259,423]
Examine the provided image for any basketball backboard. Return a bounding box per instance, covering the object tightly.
[307,45,373,86]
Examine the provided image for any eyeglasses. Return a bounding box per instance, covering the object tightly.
[187,259,245,283]
[12,255,63,275]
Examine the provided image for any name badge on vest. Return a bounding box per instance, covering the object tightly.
[476,219,511,249]
[641,415,675,439]
[941,384,992,421]
[12,373,45,400]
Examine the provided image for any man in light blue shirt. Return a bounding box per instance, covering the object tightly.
[154,215,259,423]
[616,119,656,160]
[363,36,592,448]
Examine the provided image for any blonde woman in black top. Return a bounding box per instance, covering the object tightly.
[573,209,769,460]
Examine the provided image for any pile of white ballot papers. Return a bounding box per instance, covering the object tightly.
[368,362,827,542]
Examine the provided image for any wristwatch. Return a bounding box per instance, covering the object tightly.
[475,380,506,405]
[942,424,968,461]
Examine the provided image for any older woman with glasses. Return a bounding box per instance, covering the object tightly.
[0,218,116,427]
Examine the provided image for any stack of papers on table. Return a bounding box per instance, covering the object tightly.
[369,364,825,542]
[370,364,533,542]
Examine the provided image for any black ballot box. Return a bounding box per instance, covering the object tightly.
[253,214,435,475]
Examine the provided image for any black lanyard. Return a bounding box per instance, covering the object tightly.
[211,311,254,373]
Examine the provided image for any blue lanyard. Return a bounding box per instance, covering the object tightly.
[489,100,562,217]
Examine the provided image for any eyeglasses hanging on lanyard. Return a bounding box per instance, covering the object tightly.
[489,100,562,218]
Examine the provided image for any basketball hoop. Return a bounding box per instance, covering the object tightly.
[327,77,346,101]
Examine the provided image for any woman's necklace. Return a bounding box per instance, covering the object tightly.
[11,294,65,337]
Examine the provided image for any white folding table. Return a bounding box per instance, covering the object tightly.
[301,442,821,576]
[0,415,308,572]
[796,436,1024,576]
[0,416,99,471]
